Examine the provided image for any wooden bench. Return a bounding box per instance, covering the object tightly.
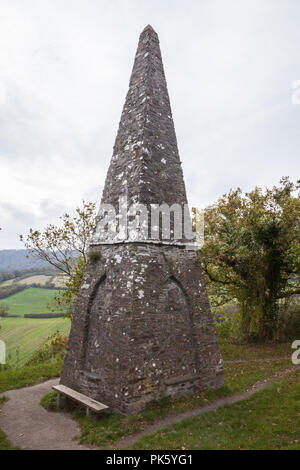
[52,384,109,417]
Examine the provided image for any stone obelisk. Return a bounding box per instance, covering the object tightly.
[60,25,224,414]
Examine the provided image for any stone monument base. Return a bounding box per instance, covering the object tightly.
[60,243,224,414]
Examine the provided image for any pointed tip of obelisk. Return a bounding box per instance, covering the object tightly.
[141,24,158,36]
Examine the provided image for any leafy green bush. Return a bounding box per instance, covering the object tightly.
[200,178,300,342]
[25,331,68,366]
[276,299,300,342]
[215,311,242,342]
[215,298,300,344]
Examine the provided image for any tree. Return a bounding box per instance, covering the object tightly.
[0,304,9,317]
[20,201,97,314]
[199,177,300,342]
[53,254,87,317]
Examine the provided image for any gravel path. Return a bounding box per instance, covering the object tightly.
[0,378,93,450]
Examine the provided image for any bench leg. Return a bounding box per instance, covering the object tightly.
[57,392,67,409]
[86,408,98,420]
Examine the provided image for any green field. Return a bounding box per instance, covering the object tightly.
[0,287,64,316]
[0,317,71,366]
[0,279,15,287]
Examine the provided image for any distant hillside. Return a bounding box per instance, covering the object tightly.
[0,250,48,272]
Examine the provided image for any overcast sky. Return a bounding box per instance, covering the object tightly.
[0,0,299,249]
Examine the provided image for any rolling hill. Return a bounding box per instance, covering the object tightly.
[0,250,48,272]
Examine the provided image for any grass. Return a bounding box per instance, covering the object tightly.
[224,358,291,393]
[0,287,63,316]
[0,279,15,287]
[220,340,292,361]
[0,359,63,394]
[0,317,296,451]
[68,354,293,449]
[0,317,70,366]
[67,341,293,449]
[40,391,59,411]
[130,370,300,450]
[8,360,298,450]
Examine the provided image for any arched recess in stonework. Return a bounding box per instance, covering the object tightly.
[82,274,108,374]
[157,275,200,376]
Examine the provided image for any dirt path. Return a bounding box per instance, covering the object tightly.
[113,365,299,449]
[0,378,93,450]
[0,364,298,450]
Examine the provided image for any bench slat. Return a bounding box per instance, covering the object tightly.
[53,384,108,412]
